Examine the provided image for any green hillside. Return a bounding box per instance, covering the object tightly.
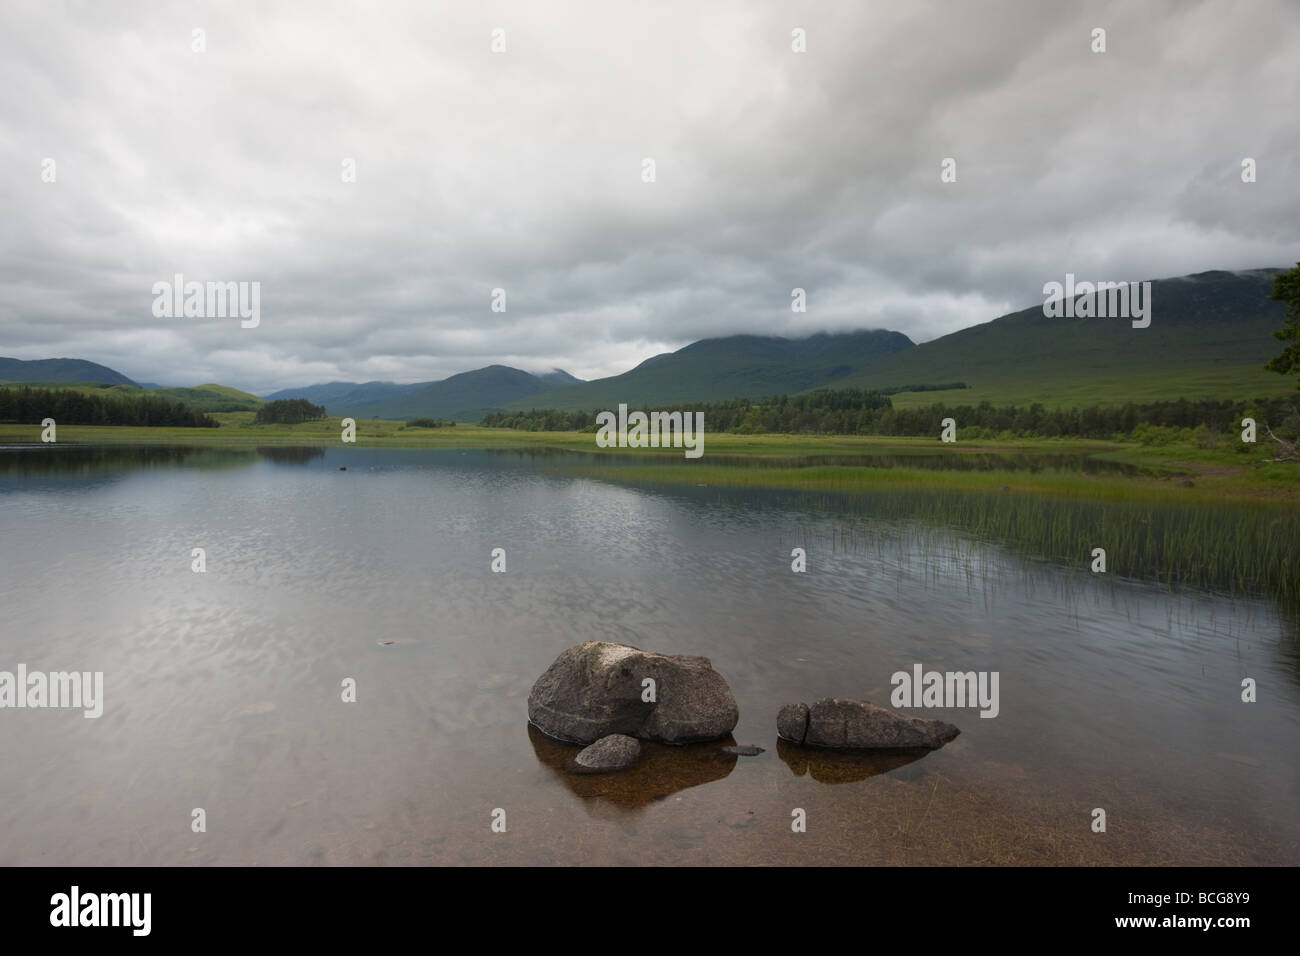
[832,270,1292,409]
[350,365,554,421]
[2,381,263,414]
[502,330,914,413]
[149,384,265,412]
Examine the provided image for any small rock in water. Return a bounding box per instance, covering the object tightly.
[573,734,641,773]
[721,744,765,756]
[339,466,347,471]
[377,640,395,646]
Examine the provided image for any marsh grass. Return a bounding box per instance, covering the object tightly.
[777,488,1300,618]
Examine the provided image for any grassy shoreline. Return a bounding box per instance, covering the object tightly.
[2,420,1298,506]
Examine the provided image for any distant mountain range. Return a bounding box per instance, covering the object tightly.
[264,331,913,419]
[3,268,1292,419]
[0,357,138,387]
[503,329,914,413]
[264,379,427,410]
[267,366,585,420]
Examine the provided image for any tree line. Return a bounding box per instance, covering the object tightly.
[404,418,456,428]
[481,389,1300,440]
[253,399,326,424]
[0,386,218,427]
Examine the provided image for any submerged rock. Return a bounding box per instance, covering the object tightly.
[574,734,641,773]
[721,744,765,756]
[528,641,739,745]
[777,698,959,751]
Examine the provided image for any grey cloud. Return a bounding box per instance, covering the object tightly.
[1,0,1297,393]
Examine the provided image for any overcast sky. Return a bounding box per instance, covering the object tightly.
[2,0,1297,393]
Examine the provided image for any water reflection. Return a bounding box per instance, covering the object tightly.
[485,447,1151,475]
[0,443,209,475]
[253,446,325,465]
[0,443,323,474]
[1,443,1293,615]
[527,723,737,815]
[776,738,930,784]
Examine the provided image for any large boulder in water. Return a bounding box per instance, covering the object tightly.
[528,642,739,745]
[777,698,959,751]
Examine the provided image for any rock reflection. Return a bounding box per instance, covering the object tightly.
[527,723,737,816]
[776,738,929,783]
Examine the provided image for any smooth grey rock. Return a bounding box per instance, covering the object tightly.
[573,734,641,773]
[528,641,739,745]
[777,702,810,744]
[778,698,959,751]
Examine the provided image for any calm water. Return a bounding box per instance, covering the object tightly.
[1,445,1296,865]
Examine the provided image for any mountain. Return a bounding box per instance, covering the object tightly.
[348,365,565,421]
[0,357,137,387]
[10,267,1286,420]
[826,269,1293,409]
[268,368,587,419]
[538,369,584,388]
[501,329,915,413]
[264,380,426,412]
